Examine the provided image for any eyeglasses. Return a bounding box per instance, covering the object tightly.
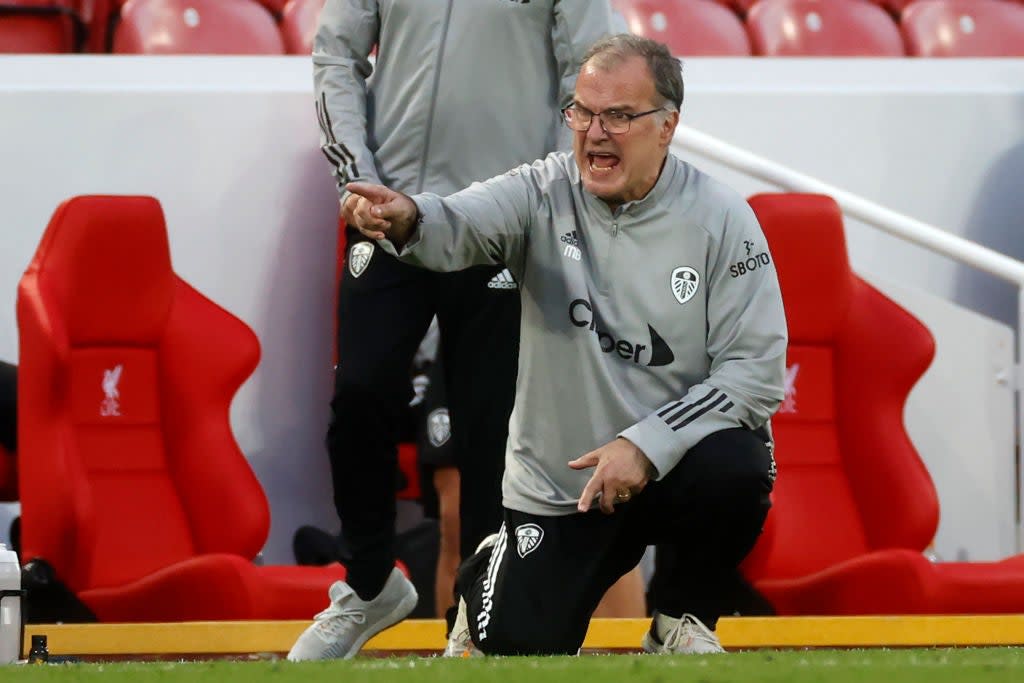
[561,105,665,134]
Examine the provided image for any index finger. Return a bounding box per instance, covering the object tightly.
[346,182,393,205]
[577,472,603,513]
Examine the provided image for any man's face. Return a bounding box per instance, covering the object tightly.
[572,55,678,210]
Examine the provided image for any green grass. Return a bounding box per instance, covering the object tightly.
[5,648,1024,683]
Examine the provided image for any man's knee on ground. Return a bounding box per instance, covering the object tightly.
[473,616,578,656]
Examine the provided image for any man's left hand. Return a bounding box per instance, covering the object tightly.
[569,438,654,514]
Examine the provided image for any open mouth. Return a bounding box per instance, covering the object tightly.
[587,152,620,174]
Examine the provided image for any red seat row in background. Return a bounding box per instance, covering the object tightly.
[616,0,1024,56]
[0,0,318,54]
[15,191,1024,621]
[2,0,1024,56]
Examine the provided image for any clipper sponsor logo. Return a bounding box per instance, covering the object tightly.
[569,299,675,367]
[779,363,800,414]
[514,524,543,558]
[671,266,699,305]
[100,364,123,417]
[561,230,581,261]
[730,244,772,278]
[349,242,373,278]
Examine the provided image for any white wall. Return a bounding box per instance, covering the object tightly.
[0,56,1022,564]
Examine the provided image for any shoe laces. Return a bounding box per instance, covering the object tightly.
[312,599,367,639]
[661,614,721,653]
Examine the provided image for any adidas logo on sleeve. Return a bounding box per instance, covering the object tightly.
[487,268,518,290]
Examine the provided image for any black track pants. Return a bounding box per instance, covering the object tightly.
[457,428,774,655]
[328,230,519,599]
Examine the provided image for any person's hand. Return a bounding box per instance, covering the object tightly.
[569,438,655,514]
[344,182,419,245]
[340,192,372,228]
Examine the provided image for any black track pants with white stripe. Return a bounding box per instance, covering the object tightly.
[458,427,773,655]
[328,230,519,600]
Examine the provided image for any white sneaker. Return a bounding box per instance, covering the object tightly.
[474,531,500,555]
[287,567,417,661]
[641,612,725,654]
[441,531,501,657]
[442,597,480,657]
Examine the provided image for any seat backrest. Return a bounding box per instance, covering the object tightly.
[747,0,906,55]
[876,0,915,17]
[717,0,758,17]
[280,0,324,55]
[613,0,752,55]
[255,0,287,16]
[901,0,1024,56]
[742,194,938,580]
[17,196,267,592]
[112,0,285,54]
[0,2,79,53]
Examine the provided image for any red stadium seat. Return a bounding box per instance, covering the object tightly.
[74,0,113,52]
[15,195,358,621]
[111,0,284,54]
[716,0,758,16]
[746,0,906,55]
[255,0,287,16]
[612,0,752,55]
[874,0,916,17]
[280,0,324,55]
[740,0,917,20]
[741,194,1024,615]
[901,0,1024,56]
[0,1,83,52]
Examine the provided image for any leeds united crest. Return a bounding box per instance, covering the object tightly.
[427,408,451,448]
[671,266,700,305]
[514,523,544,558]
[349,242,374,278]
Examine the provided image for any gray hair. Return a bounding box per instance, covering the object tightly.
[581,33,684,111]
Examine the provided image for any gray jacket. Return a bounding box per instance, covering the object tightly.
[313,0,613,199]
[382,152,788,516]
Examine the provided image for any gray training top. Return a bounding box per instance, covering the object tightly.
[313,0,613,199]
[381,151,789,516]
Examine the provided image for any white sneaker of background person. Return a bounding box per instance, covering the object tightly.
[288,567,418,661]
[641,611,726,654]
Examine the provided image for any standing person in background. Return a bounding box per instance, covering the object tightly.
[288,0,614,662]
[342,34,786,656]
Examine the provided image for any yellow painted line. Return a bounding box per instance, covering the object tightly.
[718,615,1024,647]
[22,615,1024,656]
[22,620,447,655]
